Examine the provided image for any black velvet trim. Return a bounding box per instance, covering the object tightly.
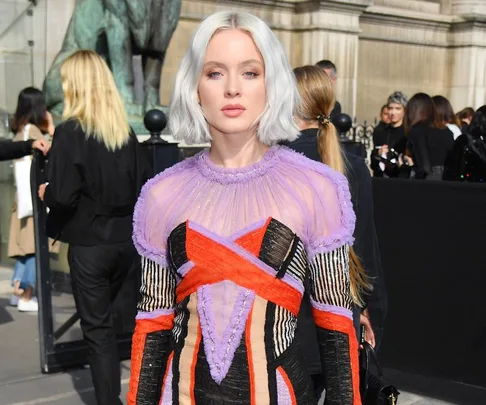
[317,328,354,405]
[135,331,172,405]
[168,222,188,271]
[171,297,190,405]
[265,301,278,404]
[276,236,300,279]
[272,340,316,405]
[193,331,251,404]
[259,219,295,271]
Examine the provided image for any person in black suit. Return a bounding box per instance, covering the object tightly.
[287,65,387,401]
[316,60,342,123]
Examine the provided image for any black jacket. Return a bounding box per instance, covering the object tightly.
[286,129,387,373]
[44,119,151,245]
[330,100,342,123]
[371,124,406,177]
[0,139,34,161]
[407,123,454,179]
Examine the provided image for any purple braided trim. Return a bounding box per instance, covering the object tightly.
[135,308,175,320]
[229,218,268,241]
[310,300,353,320]
[132,155,200,268]
[188,221,304,294]
[279,147,356,258]
[197,284,255,385]
[276,368,293,405]
[160,356,173,405]
[196,146,281,184]
[178,261,195,277]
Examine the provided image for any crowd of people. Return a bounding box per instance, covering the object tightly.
[371,91,486,181]
[0,8,483,405]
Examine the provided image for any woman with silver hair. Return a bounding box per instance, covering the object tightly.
[129,11,360,405]
[371,91,408,177]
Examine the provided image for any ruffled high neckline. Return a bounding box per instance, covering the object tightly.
[196,145,281,184]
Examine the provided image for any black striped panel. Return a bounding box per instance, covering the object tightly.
[172,298,190,344]
[135,331,173,405]
[273,305,297,358]
[317,328,354,404]
[258,219,296,271]
[308,245,353,310]
[138,256,176,313]
[193,332,251,404]
[282,239,307,283]
[168,222,188,271]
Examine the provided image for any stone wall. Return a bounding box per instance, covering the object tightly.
[0,0,74,114]
[0,0,485,124]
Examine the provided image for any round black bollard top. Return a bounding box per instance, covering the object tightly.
[144,109,168,143]
[333,113,353,136]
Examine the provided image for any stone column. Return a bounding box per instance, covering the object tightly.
[448,19,486,110]
[0,0,75,112]
[291,1,372,119]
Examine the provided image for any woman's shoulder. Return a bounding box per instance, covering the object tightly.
[278,146,349,190]
[138,152,201,200]
[55,118,82,133]
[277,146,355,254]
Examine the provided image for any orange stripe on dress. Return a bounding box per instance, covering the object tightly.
[234,217,271,256]
[127,332,146,405]
[277,366,297,405]
[245,307,256,405]
[312,309,361,405]
[189,324,202,405]
[179,228,301,315]
[134,314,175,335]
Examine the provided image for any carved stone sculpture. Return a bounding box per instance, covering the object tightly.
[43,0,182,118]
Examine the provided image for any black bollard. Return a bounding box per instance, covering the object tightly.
[142,109,181,175]
[333,113,353,138]
[333,113,366,159]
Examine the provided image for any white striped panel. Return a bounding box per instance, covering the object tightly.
[308,245,353,310]
[138,256,176,313]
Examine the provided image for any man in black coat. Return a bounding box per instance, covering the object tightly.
[0,138,50,161]
[316,60,342,123]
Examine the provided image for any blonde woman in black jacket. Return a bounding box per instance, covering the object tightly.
[38,50,150,405]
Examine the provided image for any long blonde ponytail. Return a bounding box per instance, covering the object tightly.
[294,65,372,306]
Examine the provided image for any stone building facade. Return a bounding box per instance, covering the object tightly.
[0,0,485,123]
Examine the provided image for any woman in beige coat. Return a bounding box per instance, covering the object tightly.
[8,87,54,312]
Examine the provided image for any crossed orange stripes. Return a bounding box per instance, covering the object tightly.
[176,222,302,316]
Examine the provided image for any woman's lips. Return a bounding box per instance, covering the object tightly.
[222,105,246,117]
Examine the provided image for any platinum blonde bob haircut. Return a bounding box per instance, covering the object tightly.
[169,11,300,145]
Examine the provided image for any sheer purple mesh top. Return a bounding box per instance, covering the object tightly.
[129,145,360,405]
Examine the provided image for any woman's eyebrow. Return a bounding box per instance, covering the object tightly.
[203,59,263,68]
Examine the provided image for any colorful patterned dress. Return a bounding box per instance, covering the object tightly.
[128,146,360,405]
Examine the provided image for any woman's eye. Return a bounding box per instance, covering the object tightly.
[243,72,259,78]
[207,72,222,78]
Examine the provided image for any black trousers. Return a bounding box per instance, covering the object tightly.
[68,240,139,405]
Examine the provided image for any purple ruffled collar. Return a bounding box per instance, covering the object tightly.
[196,145,281,184]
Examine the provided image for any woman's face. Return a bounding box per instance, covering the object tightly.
[388,102,405,127]
[198,29,266,139]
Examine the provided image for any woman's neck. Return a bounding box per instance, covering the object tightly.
[208,133,269,169]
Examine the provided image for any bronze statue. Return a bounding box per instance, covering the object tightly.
[43,0,182,117]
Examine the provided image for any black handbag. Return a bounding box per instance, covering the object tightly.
[359,340,399,405]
